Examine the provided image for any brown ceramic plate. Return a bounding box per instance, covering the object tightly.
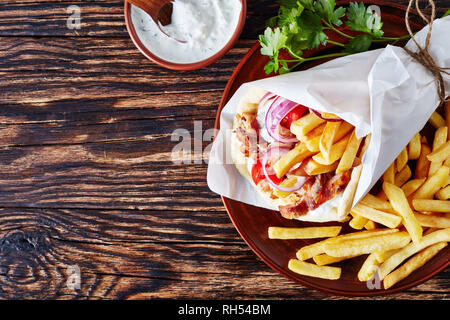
[215,0,449,297]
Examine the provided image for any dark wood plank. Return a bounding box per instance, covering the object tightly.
[0,143,222,210]
[0,37,249,210]
[0,37,253,105]
[0,207,448,299]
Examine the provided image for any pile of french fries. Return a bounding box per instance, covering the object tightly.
[272,110,369,218]
[274,112,366,180]
[268,102,450,290]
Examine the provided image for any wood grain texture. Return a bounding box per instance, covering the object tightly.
[0,0,448,299]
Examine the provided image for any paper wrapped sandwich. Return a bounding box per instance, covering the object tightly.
[208,16,450,223]
[230,87,365,222]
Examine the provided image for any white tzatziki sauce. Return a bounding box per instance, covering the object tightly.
[131,0,242,64]
[293,193,343,222]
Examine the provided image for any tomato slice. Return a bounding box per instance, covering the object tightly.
[280,104,307,128]
[251,160,284,185]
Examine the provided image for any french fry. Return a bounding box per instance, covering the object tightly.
[394,165,412,187]
[383,242,448,289]
[273,143,315,178]
[313,134,351,165]
[268,226,342,240]
[302,123,326,152]
[424,227,439,236]
[412,166,449,199]
[349,213,368,230]
[323,231,411,258]
[298,122,325,143]
[358,252,380,282]
[304,159,338,175]
[429,126,448,176]
[288,259,341,280]
[383,163,395,184]
[414,212,450,228]
[359,134,371,158]
[313,254,358,266]
[337,164,362,217]
[296,229,399,261]
[290,112,326,137]
[336,130,362,173]
[351,203,402,229]
[378,228,450,280]
[334,122,355,140]
[396,148,408,172]
[304,136,321,152]
[377,190,388,201]
[427,141,450,163]
[414,142,432,179]
[383,182,423,244]
[296,242,327,261]
[360,193,394,212]
[436,185,450,200]
[408,133,421,160]
[412,199,450,213]
[364,220,377,230]
[319,112,341,120]
[401,178,426,197]
[320,122,341,162]
[374,248,401,264]
[305,122,354,153]
[429,111,446,128]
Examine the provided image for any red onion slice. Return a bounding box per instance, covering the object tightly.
[265,98,302,144]
[311,109,343,122]
[261,146,307,193]
[258,92,276,110]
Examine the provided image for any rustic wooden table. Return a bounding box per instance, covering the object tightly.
[0,0,448,300]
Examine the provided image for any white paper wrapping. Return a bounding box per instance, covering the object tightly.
[207,17,450,217]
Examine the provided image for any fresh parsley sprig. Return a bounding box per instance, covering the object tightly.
[259,0,411,74]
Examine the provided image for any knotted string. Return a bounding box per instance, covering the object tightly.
[403,0,450,107]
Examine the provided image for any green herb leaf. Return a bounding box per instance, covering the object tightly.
[298,11,328,49]
[278,0,301,9]
[279,60,291,74]
[443,8,450,18]
[346,2,384,38]
[264,60,278,74]
[259,27,288,57]
[314,0,346,26]
[344,34,372,53]
[297,0,315,11]
[258,0,400,75]
[266,16,278,28]
[278,5,303,31]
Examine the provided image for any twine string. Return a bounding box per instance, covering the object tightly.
[403,0,450,107]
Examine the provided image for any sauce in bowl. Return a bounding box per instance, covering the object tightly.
[130,0,243,64]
